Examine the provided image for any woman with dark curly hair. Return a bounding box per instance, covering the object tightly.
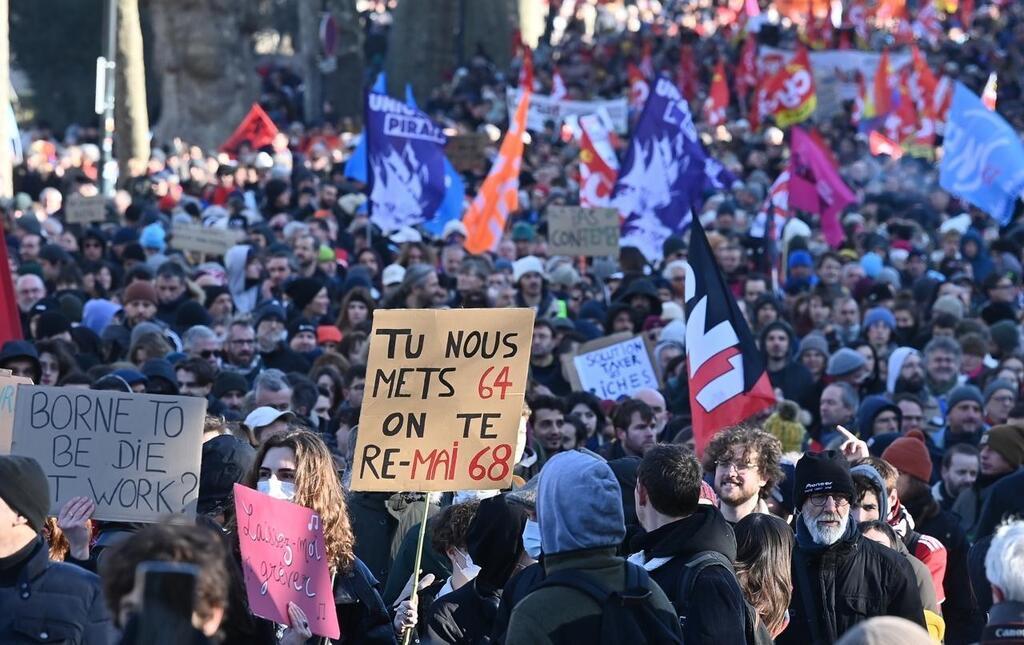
[240,430,396,645]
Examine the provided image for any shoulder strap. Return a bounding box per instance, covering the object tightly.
[675,550,735,617]
[537,568,613,606]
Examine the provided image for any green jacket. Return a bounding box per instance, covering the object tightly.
[505,547,678,645]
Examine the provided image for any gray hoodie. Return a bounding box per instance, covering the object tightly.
[225,244,259,314]
[538,451,626,555]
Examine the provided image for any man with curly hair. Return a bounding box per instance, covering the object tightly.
[702,424,784,524]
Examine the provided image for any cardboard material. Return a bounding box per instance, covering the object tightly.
[565,334,659,400]
[171,224,243,256]
[234,484,340,640]
[350,308,534,492]
[0,373,32,454]
[547,206,620,257]
[10,386,207,521]
[64,194,107,224]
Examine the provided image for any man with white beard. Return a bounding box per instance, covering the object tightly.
[777,451,925,644]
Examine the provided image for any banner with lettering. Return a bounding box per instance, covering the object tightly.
[350,309,534,492]
[505,88,629,134]
[11,386,206,521]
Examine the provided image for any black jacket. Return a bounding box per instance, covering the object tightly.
[975,468,1024,541]
[348,492,398,584]
[332,557,396,645]
[627,506,747,644]
[0,537,117,644]
[778,518,925,644]
[429,580,501,644]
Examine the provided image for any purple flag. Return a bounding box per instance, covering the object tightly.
[611,76,735,261]
[365,92,448,233]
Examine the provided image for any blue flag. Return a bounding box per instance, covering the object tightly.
[365,91,448,232]
[940,82,1024,225]
[343,73,387,182]
[611,76,734,261]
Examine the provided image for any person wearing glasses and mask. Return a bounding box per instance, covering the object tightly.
[777,450,925,645]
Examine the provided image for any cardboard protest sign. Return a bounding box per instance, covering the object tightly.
[547,206,620,257]
[64,193,107,224]
[446,133,490,172]
[171,223,243,256]
[0,373,31,454]
[234,484,340,640]
[351,308,534,492]
[564,333,659,400]
[10,386,207,521]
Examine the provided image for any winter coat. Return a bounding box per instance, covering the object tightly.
[348,492,398,585]
[915,506,984,645]
[626,506,747,644]
[975,468,1024,540]
[777,518,925,644]
[331,557,396,645]
[0,537,117,644]
[428,579,501,644]
[504,547,678,645]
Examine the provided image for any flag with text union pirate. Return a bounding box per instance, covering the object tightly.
[365,92,448,233]
[685,218,775,456]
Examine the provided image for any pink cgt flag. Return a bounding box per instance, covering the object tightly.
[787,127,856,248]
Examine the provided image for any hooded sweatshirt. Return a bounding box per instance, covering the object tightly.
[225,244,259,314]
[760,320,816,410]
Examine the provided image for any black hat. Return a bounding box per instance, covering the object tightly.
[202,285,231,309]
[0,455,50,532]
[255,301,287,328]
[174,300,213,333]
[285,277,325,312]
[38,244,71,266]
[35,311,72,339]
[288,317,317,342]
[212,371,248,398]
[141,358,179,395]
[0,340,40,378]
[198,434,256,516]
[793,450,855,511]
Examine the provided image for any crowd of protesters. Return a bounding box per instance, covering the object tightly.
[4,0,1024,643]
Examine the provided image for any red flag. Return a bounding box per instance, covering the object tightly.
[677,45,699,102]
[756,46,817,128]
[639,41,655,79]
[0,229,23,344]
[736,36,759,98]
[685,217,776,456]
[704,61,730,127]
[220,104,279,154]
[960,0,974,28]
[873,50,894,116]
[519,48,535,91]
[577,118,618,208]
[788,127,856,248]
[628,63,650,112]
[869,130,904,159]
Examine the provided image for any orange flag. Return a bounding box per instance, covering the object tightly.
[221,104,279,154]
[873,50,894,116]
[463,91,531,254]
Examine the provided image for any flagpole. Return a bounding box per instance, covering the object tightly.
[401,495,431,645]
[364,90,373,251]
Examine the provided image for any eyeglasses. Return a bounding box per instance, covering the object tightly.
[200,350,221,358]
[715,459,758,473]
[807,493,851,508]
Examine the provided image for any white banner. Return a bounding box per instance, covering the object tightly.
[506,89,629,134]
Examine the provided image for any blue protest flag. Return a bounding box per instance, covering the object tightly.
[403,83,466,236]
[405,83,418,109]
[365,92,448,233]
[611,75,734,261]
[940,82,1024,225]
[343,73,388,182]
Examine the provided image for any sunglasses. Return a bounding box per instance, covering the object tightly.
[200,350,221,359]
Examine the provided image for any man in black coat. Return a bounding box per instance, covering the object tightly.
[0,455,117,643]
[628,444,749,644]
[779,450,925,644]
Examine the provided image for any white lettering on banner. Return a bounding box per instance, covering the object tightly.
[684,263,745,411]
[383,114,445,144]
[506,89,629,133]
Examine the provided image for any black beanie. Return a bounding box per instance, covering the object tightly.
[285,277,325,312]
[793,450,855,511]
[0,456,50,532]
[35,311,72,339]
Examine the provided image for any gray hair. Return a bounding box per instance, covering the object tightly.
[254,368,290,395]
[827,381,860,413]
[924,336,962,359]
[986,520,1024,602]
[182,325,218,351]
[402,263,436,291]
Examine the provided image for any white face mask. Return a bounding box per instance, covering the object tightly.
[450,548,481,585]
[522,519,542,559]
[257,477,296,502]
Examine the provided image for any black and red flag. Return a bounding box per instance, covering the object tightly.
[684,218,776,456]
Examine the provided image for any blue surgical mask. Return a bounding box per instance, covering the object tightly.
[522,519,542,559]
[257,477,296,502]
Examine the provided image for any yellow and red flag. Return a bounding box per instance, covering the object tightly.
[463,90,531,254]
[755,46,816,128]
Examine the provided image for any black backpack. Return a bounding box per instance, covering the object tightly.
[675,550,775,645]
[536,561,683,644]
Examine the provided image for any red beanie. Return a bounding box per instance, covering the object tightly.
[881,430,933,483]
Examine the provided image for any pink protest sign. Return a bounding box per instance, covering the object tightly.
[233,484,340,639]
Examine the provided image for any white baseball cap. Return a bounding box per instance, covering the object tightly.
[382,263,406,287]
[244,407,295,431]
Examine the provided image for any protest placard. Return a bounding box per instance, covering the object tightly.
[0,372,31,454]
[171,223,243,256]
[445,133,490,173]
[506,88,629,133]
[10,386,207,522]
[563,333,659,400]
[547,206,620,257]
[234,484,340,640]
[64,193,107,224]
[350,308,534,492]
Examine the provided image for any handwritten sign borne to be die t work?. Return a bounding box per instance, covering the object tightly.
[233,484,340,640]
[10,386,207,522]
[350,308,535,492]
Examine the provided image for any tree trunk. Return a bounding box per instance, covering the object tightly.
[297,0,321,123]
[321,0,363,123]
[148,0,258,151]
[462,0,512,69]
[114,0,149,182]
[0,0,10,198]
[385,0,457,104]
